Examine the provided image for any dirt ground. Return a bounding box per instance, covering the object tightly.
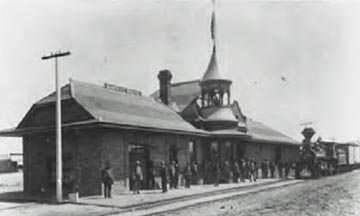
[0,171,22,193]
[0,172,119,216]
[1,170,360,216]
[156,170,360,216]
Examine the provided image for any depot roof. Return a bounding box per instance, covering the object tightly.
[2,79,205,136]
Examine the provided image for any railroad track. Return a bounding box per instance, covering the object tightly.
[102,179,303,216]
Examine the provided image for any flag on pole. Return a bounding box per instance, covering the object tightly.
[211,12,215,40]
[211,0,216,41]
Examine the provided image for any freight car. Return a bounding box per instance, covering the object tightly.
[335,142,360,173]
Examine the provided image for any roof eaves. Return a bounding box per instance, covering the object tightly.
[98,122,209,137]
[249,137,301,146]
[1,119,101,137]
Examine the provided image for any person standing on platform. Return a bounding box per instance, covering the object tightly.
[169,161,176,189]
[261,160,266,178]
[224,161,232,183]
[159,161,168,193]
[174,161,179,189]
[247,159,252,182]
[214,162,221,187]
[191,162,198,184]
[264,160,269,178]
[133,161,143,194]
[249,159,257,182]
[270,161,275,178]
[254,160,259,180]
[284,160,291,178]
[101,162,114,198]
[184,163,192,188]
[277,161,283,178]
[233,161,240,183]
[148,160,156,189]
[240,159,247,183]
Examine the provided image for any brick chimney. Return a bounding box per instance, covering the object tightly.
[157,69,172,105]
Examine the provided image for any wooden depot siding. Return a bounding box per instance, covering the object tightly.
[99,128,196,193]
[23,129,102,197]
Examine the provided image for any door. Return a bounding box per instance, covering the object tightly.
[129,144,149,190]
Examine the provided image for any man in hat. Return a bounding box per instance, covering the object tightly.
[159,161,168,193]
[169,161,176,189]
[233,161,240,183]
[101,162,115,198]
[133,160,143,194]
[240,159,247,183]
[269,161,275,178]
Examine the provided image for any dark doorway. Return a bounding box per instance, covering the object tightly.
[275,146,282,163]
[169,145,179,163]
[129,144,150,190]
[237,142,246,161]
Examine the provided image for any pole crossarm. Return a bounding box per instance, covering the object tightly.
[300,121,313,128]
[41,51,71,60]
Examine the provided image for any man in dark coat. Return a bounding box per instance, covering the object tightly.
[101,162,115,198]
[264,160,270,178]
[261,160,266,178]
[233,161,240,183]
[240,159,247,183]
[148,160,156,189]
[214,162,221,187]
[159,161,168,193]
[269,161,275,178]
[174,161,179,189]
[277,161,283,178]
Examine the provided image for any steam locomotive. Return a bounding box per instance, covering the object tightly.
[296,127,360,179]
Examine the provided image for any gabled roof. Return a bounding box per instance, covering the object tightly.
[16,79,204,135]
[36,84,72,105]
[246,118,300,145]
[1,79,299,146]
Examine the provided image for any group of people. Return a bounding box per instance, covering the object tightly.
[159,160,199,193]
[204,158,295,184]
[101,158,294,198]
[260,160,294,179]
[204,159,258,185]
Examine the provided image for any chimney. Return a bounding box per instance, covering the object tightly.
[157,69,172,105]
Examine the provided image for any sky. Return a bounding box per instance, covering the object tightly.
[1,0,360,154]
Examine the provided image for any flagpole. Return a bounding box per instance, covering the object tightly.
[211,0,217,50]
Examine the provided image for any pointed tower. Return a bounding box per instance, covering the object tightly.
[198,0,238,131]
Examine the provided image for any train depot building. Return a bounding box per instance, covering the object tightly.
[0,45,300,197]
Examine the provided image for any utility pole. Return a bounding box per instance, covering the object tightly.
[41,51,71,203]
